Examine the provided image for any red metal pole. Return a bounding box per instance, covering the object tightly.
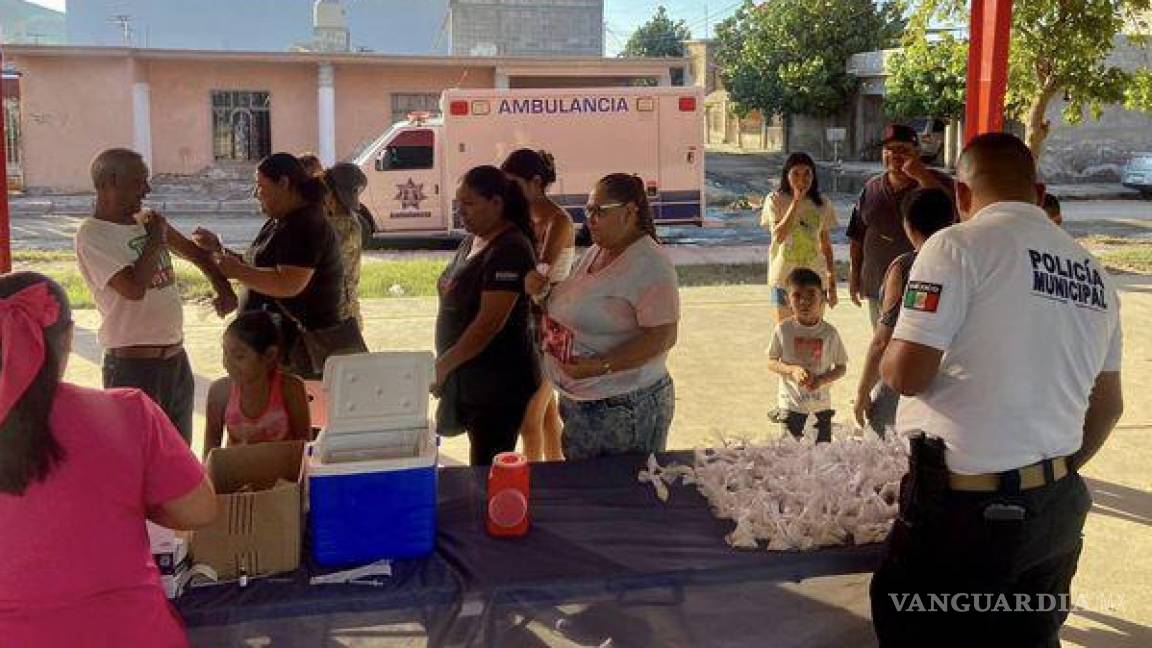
[964,0,1014,144]
[0,45,10,274]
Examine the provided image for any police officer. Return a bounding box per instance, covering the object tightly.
[870,133,1124,646]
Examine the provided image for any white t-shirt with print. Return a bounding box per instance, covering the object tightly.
[761,193,838,288]
[543,237,680,401]
[767,318,849,413]
[893,202,1123,474]
[75,217,184,348]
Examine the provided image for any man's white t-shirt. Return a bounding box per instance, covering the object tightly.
[75,218,184,349]
[544,237,680,401]
[893,202,1123,474]
[767,318,849,413]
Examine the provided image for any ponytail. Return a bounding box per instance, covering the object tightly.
[501,149,557,189]
[0,273,70,495]
[461,165,536,248]
[259,152,327,206]
[597,172,659,243]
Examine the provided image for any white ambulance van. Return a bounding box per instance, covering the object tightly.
[352,87,705,238]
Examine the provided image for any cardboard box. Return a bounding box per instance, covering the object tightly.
[190,440,306,580]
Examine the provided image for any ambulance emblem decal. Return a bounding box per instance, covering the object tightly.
[395,178,426,209]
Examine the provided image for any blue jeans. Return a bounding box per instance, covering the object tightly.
[559,374,675,461]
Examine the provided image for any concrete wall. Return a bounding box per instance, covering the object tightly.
[145,60,319,176]
[333,64,494,160]
[11,55,135,191]
[787,112,852,161]
[9,49,677,189]
[450,0,603,56]
[1039,37,1152,182]
[1040,101,1152,182]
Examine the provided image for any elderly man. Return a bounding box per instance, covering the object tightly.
[75,148,236,444]
[871,133,1124,646]
[847,124,954,327]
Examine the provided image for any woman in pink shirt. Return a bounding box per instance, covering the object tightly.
[0,272,217,648]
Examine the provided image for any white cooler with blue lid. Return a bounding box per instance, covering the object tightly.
[308,351,438,566]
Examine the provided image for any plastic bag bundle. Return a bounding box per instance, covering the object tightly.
[638,433,908,551]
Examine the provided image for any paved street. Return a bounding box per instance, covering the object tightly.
[10,199,1152,252]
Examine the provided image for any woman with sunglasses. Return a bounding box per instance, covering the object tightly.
[529,173,680,460]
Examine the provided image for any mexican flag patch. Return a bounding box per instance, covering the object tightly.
[904,281,942,312]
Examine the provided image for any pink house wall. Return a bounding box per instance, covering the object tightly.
[12,55,135,191]
[8,50,671,190]
[332,64,494,159]
[146,60,319,176]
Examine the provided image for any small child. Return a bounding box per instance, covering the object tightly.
[204,311,312,456]
[767,268,849,443]
[1042,193,1063,226]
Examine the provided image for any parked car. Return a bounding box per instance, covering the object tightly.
[1121,153,1152,197]
[909,117,947,163]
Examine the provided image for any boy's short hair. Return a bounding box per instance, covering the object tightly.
[786,267,824,290]
[1042,193,1061,215]
[901,187,956,239]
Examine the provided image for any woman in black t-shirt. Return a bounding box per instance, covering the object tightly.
[192,153,345,378]
[433,166,540,465]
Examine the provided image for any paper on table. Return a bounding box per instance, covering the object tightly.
[309,558,393,585]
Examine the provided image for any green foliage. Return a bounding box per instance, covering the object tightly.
[622,5,692,58]
[885,31,967,120]
[1125,69,1152,111]
[715,0,904,118]
[895,0,1152,151]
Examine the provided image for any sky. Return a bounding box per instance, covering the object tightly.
[25,0,740,55]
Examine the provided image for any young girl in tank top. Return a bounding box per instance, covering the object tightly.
[203,311,311,455]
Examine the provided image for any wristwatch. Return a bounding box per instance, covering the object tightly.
[600,359,613,376]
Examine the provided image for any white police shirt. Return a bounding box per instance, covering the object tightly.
[893,201,1122,474]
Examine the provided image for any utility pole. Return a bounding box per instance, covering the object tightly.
[0,46,10,273]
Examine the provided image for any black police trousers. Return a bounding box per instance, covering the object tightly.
[870,470,1092,648]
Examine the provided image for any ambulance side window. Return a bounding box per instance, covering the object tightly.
[377,129,434,171]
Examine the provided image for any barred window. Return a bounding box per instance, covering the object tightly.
[212,91,271,162]
[390,93,441,124]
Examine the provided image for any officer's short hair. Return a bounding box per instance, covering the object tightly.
[1042,193,1061,215]
[957,133,1037,196]
[786,267,824,291]
[901,187,956,239]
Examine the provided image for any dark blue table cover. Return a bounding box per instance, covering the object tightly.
[178,452,883,646]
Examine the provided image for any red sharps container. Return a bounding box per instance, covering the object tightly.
[487,452,530,537]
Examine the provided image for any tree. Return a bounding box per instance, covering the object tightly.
[893,0,1152,158]
[884,30,967,121]
[714,0,903,118]
[622,6,692,58]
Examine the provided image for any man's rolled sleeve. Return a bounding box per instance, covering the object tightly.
[891,233,970,351]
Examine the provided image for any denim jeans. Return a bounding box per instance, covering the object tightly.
[102,351,195,445]
[559,374,675,461]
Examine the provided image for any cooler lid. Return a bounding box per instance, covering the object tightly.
[322,351,433,433]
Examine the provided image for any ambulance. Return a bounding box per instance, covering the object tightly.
[351,87,705,239]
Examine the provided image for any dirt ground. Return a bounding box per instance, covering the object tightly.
[59,279,1152,646]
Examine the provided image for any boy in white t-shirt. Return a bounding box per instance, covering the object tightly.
[767,268,849,442]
